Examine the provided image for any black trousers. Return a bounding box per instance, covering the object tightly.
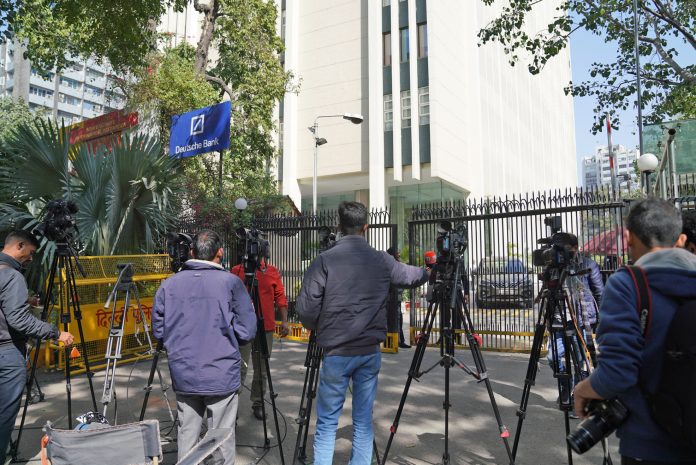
[622,457,696,465]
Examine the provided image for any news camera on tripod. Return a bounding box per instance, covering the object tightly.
[296,201,429,465]
[152,229,257,465]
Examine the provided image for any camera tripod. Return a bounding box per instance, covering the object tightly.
[291,331,381,465]
[241,259,286,465]
[511,268,596,465]
[11,242,98,461]
[102,264,174,424]
[381,258,515,465]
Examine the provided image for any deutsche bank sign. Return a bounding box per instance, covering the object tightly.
[169,101,231,158]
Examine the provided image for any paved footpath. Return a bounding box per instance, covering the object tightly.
[9,340,617,465]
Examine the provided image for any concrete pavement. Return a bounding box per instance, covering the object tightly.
[8,338,618,465]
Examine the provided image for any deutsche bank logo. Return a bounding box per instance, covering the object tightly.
[191,115,205,136]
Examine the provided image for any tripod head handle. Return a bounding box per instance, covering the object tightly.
[104,264,132,309]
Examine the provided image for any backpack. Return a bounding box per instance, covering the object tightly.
[625,265,696,449]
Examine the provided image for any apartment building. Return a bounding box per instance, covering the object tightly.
[582,144,639,190]
[0,41,125,124]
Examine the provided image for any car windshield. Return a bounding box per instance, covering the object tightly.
[479,258,526,273]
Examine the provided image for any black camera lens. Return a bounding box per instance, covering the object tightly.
[567,398,627,455]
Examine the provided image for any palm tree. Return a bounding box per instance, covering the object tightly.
[0,118,182,259]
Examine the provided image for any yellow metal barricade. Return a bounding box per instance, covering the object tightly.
[46,255,172,373]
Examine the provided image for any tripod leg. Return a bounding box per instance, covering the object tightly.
[512,298,548,460]
[11,255,59,461]
[59,257,74,429]
[293,332,322,464]
[66,257,97,411]
[140,340,165,421]
[380,299,439,465]
[457,300,515,464]
[258,329,286,464]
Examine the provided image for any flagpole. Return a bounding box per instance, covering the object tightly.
[218,150,224,197]
[606,115,616,192]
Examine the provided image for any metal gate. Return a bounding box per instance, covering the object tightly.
[407,189,633,352]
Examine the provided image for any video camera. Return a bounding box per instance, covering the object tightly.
[235,227,270,274]
[33,199,79,243]
[532,216,575,269]
[436,220,468,264]
[317,226,339,252]
[166,233,192,272]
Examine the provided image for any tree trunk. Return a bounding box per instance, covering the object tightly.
[194,0,219,74]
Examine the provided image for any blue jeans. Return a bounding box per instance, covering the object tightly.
[314,352,381,465]
[0,346,26,463]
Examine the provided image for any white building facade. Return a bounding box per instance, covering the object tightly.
[0,41,125,124]
[279,0,577,212]
[582,144,639,191]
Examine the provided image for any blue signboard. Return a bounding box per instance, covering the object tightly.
[169,101,231,158]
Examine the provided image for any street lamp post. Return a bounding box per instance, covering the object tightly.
[637,153,659,195]
[308,113,363,215]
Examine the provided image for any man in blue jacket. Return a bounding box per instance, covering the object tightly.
[574,198,696,464]
[153,230,257,465]
[297,201,430,465]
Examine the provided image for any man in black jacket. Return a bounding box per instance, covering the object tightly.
[0,231,73,462]
[297,201,429,465]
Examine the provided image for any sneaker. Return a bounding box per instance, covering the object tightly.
[252,406,266,421]
[398,343,411,349]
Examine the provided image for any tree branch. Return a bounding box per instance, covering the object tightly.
[648,16,696,84]
[644,0,696,49]
[204,74,235,102]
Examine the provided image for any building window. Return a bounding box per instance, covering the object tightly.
[382,0,390,6]
[401,90,411,128]
[85,85,103,98]
[86,68,104,81]
[59,93,79,106]
[281,9,286,40]
[60,77,81,90]
[399,28,409,62]
[418,86,429,125]
[384,94,393,131]
[418,23,428,58]
[29,86,53,98]
[383,32,391,66]
[83,101,103,113]
[31,68,55,81]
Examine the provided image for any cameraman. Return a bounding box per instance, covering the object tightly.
[574,198,696,464]
[297,201,429,465]
[230,258,289,420]
[0,231,74,463]
[153,230,256,465]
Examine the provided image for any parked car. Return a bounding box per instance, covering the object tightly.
[473,257,534,309]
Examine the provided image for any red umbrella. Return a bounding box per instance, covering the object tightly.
[581,228,627,255]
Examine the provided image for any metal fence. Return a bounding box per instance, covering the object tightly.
[176,210,397,325]
[407,189,696,352]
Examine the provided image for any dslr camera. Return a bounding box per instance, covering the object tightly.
[166,232,193,272]
[532,216,575,269]
[436,220,468,264]
[33,199,79,243]
[567,398,628,454]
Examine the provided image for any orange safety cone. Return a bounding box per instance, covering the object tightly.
[70,347,81,359]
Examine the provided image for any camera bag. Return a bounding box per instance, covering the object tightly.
[625,265,696,450]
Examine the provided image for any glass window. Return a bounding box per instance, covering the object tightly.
[382,0,390,6]
[29,86,53,98]
[418,23,428,58]
[281,9,286,40]
[418,86,429,125]
[86,68,104,80]
[59,93,79,106]
[60,77,81,90]
[383,32,391,67]
[384,94,393,131]
[399,28,409,62]
[401,90,411,128]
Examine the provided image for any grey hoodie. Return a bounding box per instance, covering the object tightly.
[635,246,696,270]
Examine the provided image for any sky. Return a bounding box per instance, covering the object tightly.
[569,28,639,182]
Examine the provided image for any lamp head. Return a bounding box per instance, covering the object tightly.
[342,113,364,124]
[234,198,248,211]
[637,153,659,173]
[315,137,328,146]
